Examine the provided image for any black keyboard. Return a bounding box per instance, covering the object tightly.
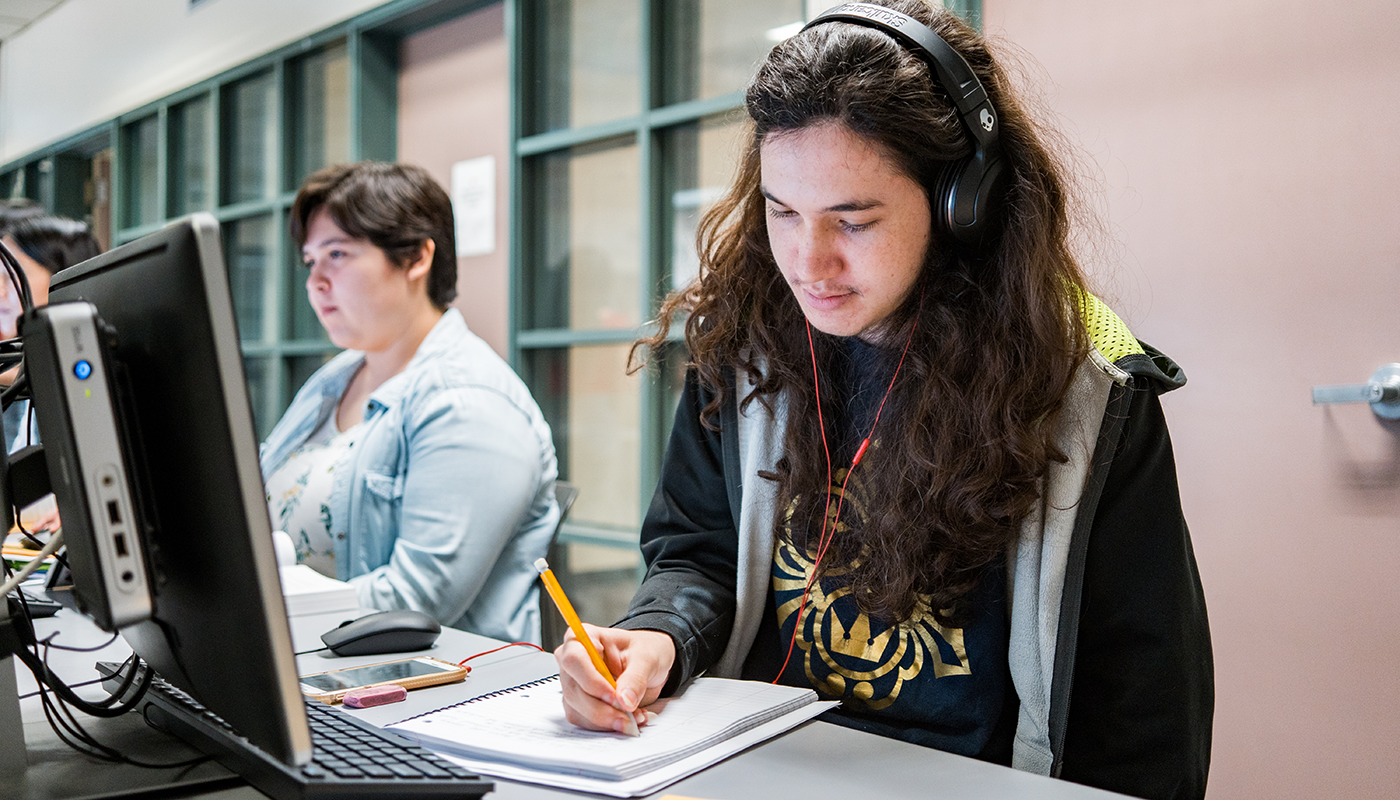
[107,665,493,799]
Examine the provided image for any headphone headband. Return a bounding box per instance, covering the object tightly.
[802,3,998,148]
[799,2,1006,244]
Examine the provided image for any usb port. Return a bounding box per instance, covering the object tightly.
[114,533,128,557]
[107,500,122,525]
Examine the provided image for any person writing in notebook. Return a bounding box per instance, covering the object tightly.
[552,3,1212,799]
[260,162,559,644]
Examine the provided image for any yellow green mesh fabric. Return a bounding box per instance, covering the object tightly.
[1075,287,1144,364]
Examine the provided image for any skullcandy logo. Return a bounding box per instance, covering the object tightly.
[834,4,907,29]
[980,108,995,132]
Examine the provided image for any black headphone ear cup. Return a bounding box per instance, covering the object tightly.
[938,152,1006,246]
[934,159,965,240]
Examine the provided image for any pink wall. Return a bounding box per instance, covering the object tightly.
[985,1,1400,797]
[397,3,510,357]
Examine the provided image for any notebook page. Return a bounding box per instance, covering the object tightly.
[432,700,838,797]
[388,676,817,781]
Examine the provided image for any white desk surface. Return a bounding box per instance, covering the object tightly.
[7,605,1130,800]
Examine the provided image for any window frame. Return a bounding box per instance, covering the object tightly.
[507,0,983,550]
[0,0,981,534]
[0,0,501,437]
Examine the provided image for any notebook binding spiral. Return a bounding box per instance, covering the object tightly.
[390,673,561,725]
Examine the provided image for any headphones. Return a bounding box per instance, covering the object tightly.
[802,3,1006,245]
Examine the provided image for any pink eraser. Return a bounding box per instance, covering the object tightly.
[343,684,408,708]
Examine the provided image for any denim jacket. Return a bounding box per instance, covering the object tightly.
[260,309,559,644]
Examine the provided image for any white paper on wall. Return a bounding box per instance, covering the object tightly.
[451,155,495,257]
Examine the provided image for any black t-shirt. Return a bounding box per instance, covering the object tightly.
[739,337,1012,758]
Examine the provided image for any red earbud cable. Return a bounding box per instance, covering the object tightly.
[773,310,919,683]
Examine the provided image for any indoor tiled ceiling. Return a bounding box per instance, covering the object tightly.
[0,0,65,41]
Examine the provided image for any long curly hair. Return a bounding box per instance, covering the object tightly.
[638,0,1090,626]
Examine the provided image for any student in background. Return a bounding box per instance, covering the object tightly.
[259,162,560,644]
[0,198,43,239]
[552,3,1212,799]
[0,214,101,452]
[0,213,100,534]
[0,214,100,332]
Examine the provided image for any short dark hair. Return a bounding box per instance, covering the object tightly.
[290,162,458,309]
[0,199,45,239]
[6,215,101,274]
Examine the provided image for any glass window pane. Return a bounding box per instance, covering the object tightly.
[21,163,40,202]
[284,211,329,342]
[654,340,689,447]
[526,137,640,330]
[660,0,803,106]
[223,215,273,343]
[532,0,640,132]
[285,353,335,409]
[287,271,326,341]
[244,356,270,439]
[223,71,278,205]
[288,42,350,189]
[556,541,641,626]
[122,115,159,227]
[523,345,641,530]
[663,113,746,292]
[168,95,212,216]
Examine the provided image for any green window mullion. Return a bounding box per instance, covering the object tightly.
[262,61,288,425]
[268,61,287,194]
[516,328,638,349]
[35,157,54,213]
[636,0,663,522]
[239,343,280,359]
[555,521,646,549]
[114,222,167,245]
[646,92,744,129]
[209,83,224,219]
[266,200,292,422]
[515,94,742,159]
[346,29,366,161]
[348,27,398,163]
[280,55,300,193]
[155,106,170,223]
[278,340,341,357]
[516,116,645,158]
[213,200,281,224]
[505,0,524,366]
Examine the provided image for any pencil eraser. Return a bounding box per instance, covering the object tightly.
[343,685,408,708]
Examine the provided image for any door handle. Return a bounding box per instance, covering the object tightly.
[1312,363,1400,419]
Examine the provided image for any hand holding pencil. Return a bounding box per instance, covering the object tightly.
[536,558,676,736]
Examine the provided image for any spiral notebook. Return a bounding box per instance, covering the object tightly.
[386,675,836,797]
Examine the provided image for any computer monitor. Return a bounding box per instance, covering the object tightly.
[39,213,311,765]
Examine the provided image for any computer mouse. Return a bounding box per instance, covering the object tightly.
[320,609,442,657]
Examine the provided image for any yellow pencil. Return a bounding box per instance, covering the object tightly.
[534,557,641,736]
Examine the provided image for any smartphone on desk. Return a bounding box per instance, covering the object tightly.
[299,657,466,705]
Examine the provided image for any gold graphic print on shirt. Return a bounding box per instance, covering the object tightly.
[774,466,970,711]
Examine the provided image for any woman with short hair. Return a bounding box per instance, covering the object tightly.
[260,161,559,644]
